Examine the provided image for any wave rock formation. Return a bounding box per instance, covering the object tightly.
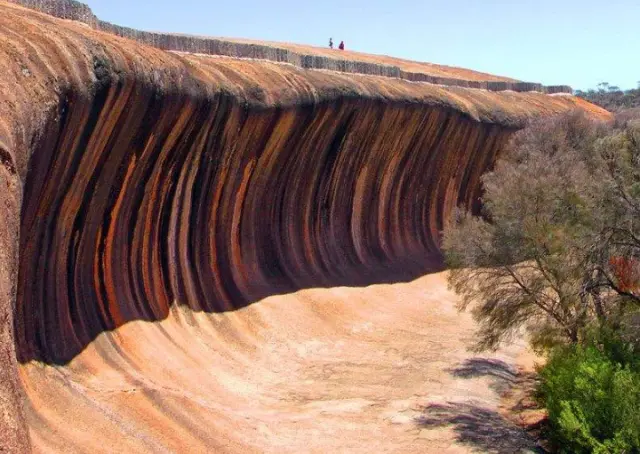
[0,1,609,452]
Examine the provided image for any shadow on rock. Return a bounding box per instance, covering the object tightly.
[415,403,543,453]
[448,357,518,394]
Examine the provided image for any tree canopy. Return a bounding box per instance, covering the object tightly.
[576,82,640,112]
[442,111,640,352]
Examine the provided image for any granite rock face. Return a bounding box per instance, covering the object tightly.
[8,0,572,94]
[18,91,514,364]
[0,1,609,452]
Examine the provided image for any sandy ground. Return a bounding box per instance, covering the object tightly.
[19,272,542,453]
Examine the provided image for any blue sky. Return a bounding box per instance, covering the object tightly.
[84,0,640,90]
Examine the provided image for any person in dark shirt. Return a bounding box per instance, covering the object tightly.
[329,37,334,49]
[338,40,345,50]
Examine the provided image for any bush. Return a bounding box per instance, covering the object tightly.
[537,339,640,453]
[576,82,640,112]
[442,110,640,450]
[443,111,640,353]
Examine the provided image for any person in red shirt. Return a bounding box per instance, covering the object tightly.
[338,40,345,50]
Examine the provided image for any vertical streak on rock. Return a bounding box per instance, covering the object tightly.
[15,80,513,364]
[0,3,609,448]
[0,164,30,453]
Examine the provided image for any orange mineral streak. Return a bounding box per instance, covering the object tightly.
[0,0,611,452]
[609,256,640,293]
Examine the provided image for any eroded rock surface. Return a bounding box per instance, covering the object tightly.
[0,1,610,452]
[21,272,544,453]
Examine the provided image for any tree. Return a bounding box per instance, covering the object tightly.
[442,111,640,352]
[576,83,640,112]
[537,342,640,453]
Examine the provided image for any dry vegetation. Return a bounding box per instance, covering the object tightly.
[443,111,640,452]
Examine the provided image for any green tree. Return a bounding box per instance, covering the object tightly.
[537,340,640,453]
[576,83,640,112]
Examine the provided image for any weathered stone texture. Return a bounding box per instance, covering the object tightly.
[0,1,607,451]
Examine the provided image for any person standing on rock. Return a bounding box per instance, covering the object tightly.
[338,40,345,50]
[329,37,334,49]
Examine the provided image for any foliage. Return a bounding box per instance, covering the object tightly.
[442,111,640,352]
[576,82,640,112]
[537,337,640,453]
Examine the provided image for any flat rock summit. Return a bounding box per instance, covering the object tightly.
[0,1,610,452]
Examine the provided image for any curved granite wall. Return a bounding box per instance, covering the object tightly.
[0,1,608,451]
[16,82,512,363]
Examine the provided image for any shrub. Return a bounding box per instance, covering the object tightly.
[576,82,640,112]
[443,111,640,352]
[442,110,640,451]
[537,339,640,453]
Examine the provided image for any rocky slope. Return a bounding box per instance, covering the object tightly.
[20,272,545,453]
[8,0,573,93]
[0,1,609,452]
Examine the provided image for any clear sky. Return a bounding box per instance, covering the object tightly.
[84,0,640,90]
